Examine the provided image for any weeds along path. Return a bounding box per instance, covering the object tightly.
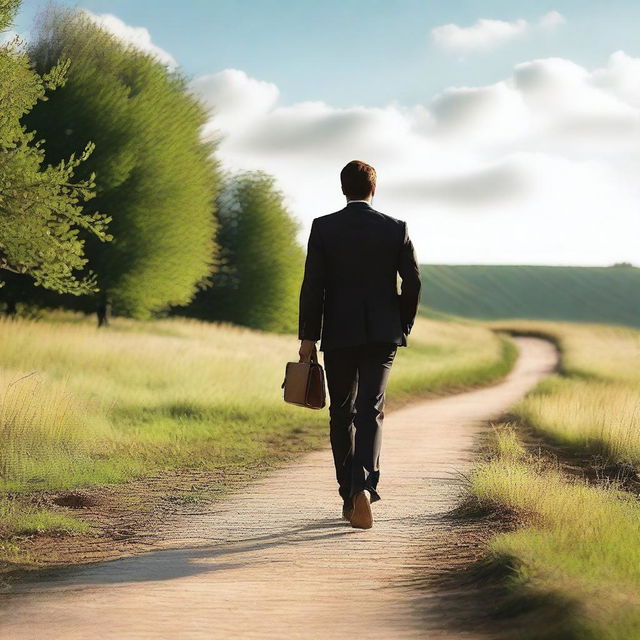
[0,337,557,640]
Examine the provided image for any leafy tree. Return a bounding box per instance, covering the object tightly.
[0,0,110,296]
[184,171,304,333]
[25,8,219,320]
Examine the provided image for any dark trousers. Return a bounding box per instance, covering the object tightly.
[322,342,398,504]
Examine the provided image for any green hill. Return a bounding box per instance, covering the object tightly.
[419,265,640,328]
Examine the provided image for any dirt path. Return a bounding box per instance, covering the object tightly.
[0,337,557,640]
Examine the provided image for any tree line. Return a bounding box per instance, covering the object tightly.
[0,1,303,332]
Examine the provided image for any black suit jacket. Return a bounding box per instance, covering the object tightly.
[298,200,422,351]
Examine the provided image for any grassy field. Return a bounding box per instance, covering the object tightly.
[0,312,514,548]
[472,426,640,640]
[494,320,640,465]
[469,321,640,640]
[420,265,640,328]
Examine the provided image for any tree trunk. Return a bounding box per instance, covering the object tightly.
[97,298,111,327]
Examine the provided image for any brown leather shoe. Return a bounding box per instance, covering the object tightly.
[350,490,373,529]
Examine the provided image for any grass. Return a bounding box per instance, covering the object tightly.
[517,377,640,466]
[0,499,89,538]
[387,315,516,406]
[420,264,640,328]
[471,427,640,640]
[0,311,514,544]
[493,321,640,466]
[467,320,640,639]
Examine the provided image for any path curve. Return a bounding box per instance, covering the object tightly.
[0,337,557,640]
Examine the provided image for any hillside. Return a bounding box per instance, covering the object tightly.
[419,265,640,328]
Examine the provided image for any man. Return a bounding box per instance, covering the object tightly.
[298,160,421,529]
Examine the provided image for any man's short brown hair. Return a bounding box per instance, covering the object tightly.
[340,160,376,200]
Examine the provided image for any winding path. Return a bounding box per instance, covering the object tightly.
[0,337,557,640]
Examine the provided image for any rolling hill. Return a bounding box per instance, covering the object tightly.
[419,265,640,328]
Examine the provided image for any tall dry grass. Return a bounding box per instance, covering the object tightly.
[518,377,640,465]
[0,312,513,538]
[493,320,640,465]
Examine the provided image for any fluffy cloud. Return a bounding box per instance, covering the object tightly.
[431,11,565,53]
[538,10,566,30]
[192,52,640,265]
[83,11,176,68]
[431,18,527,53]
[192,69,279,137]
[592,50,640,108]
[385,161,530,206]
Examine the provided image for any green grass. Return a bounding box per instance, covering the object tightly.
[492,321,640,466]
[0,311,514,543]
[420,264,640,328]
[0,499,89,537]
[467,321,640,639]
[517,376,640,466]
[471,427,640,640]
[0,497,89,574]
[386,316,517,406]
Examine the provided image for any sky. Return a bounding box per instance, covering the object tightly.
[11,0,640,266]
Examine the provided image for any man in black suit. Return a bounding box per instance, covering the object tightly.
[298,160,421,529]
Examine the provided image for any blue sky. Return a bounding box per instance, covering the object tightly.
[10,1,640,265]
[15,0,640,107]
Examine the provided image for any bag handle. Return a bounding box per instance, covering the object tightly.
[299,344,319,364]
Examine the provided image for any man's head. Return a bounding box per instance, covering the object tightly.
[340,160,376,201]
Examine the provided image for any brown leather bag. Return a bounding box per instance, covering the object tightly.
[281,348,326,410]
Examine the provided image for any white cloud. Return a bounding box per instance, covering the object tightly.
[83,11,177,68]
[538,10,566,30]
[431,11,565,53]
[192,52,640,266]
[592,50,640,108]
[385,160,530,206]
[431,18,527,53]
[192,69,279,138]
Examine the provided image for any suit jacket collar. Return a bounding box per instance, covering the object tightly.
[345,201,373,209]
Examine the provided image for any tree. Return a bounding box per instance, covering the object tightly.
[0,0,110,297]
[25,8,219,320]
[184,171,304,333]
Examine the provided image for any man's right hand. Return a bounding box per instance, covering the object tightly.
[299,339,316,362]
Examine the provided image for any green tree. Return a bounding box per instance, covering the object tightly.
[26,8,219,320]
[185,171,304,333]
[0,0,110,296]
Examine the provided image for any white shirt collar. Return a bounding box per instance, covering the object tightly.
[346,199,372,204]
